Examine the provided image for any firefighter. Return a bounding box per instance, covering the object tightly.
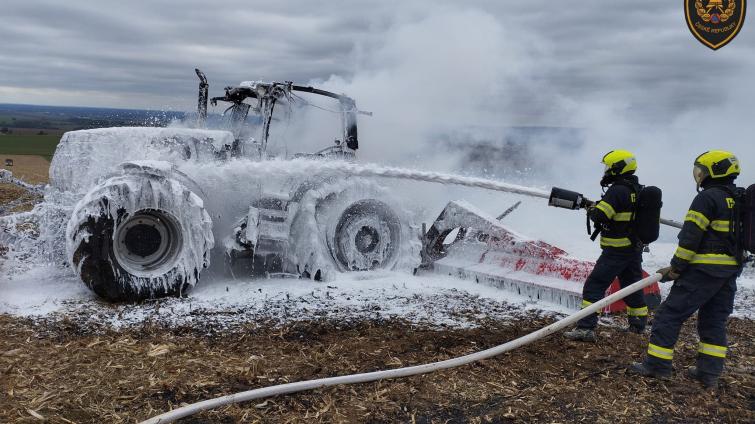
[630,150,742,389]
[564,150,648,342]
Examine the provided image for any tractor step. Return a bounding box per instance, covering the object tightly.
[252,194,292,271]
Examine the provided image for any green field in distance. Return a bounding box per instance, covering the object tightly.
[0,134,61,160]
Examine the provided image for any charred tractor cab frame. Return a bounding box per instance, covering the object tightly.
[195,68,367,159]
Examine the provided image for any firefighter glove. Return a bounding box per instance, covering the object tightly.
[656,266,680,282]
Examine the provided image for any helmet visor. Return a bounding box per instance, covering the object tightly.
[693,164,707,185]
[604,160,624,176]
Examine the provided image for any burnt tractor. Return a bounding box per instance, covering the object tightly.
[52,70,418,301]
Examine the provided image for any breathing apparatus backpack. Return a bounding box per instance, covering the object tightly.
[611,181,663,246]
[712,184,755,265]
[736,184,755,255]
[632,185,663,245]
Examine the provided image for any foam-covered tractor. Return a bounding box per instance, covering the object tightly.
[52,70,418,301]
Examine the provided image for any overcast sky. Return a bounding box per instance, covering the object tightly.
[0,1,752,120]
[2,0,754,228]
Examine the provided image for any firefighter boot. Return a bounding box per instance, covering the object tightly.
[622,311,648,334]
[686,367,719,389]
[628,361,671,380]
[563,327,597,342]
[621,323,646,334]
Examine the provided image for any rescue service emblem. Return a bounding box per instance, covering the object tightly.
[685,0,747,50]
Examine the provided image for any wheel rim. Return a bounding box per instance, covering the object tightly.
[334,200,400,271]
[113,210,182,276]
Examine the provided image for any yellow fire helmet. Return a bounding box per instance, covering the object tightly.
[693,150,740,186]
[602,150,637,176]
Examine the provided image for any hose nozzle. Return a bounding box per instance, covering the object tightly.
[548,187,591,210]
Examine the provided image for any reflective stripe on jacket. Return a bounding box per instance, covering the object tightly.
[589,176,639,251]
[671,183,742,277]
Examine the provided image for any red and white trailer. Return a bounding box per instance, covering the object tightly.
[421,201,661,312]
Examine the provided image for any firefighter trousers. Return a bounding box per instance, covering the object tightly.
[644,268,737,377]
[577,249,647,330]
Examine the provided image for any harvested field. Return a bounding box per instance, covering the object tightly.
[0,155,50,185]
[1,313,753,423]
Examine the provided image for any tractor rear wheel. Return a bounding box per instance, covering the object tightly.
[332,199,401,271]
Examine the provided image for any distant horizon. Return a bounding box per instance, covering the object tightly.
[0,102,190,114]
[0,103,586,130]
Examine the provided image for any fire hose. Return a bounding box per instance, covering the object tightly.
[314,162,685,229]
[140,272,663,424]
[203,160,685,229]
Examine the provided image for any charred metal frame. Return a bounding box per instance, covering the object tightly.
[196,69,363,156]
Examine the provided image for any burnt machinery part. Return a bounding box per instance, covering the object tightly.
[225,219,255,279]
[68,171,212,302]
[420,201,506,267]
[496,201,522,220]
[210,81,360,151]
[333,200,401,271]
[196,68,208,126]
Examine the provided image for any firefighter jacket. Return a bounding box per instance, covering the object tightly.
[670,180,743,278]
[589,175,640,251]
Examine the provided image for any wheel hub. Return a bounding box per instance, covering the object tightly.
[113,210,182,276]
[354,226,379,253]
[123,224,162,257]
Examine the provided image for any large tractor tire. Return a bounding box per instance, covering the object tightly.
[66,162,213,302]
[289,179,419,280]
[329,199,402,271]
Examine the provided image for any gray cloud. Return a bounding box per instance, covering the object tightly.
[2,0,754,240]
[0,0,752,122]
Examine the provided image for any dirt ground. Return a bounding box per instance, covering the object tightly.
[0,313,753,423]
[0,155,50,185]
[0,184,29,205]
[0,184,40,214]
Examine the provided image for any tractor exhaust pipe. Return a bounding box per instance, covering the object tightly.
[195,68,208,127]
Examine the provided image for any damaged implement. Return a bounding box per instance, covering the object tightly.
[420,201,661,311]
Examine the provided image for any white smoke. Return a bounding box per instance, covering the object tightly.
[289,3,755,252]
[285,7,557,243]
[315,7,547,163]
[563,82,755,236]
